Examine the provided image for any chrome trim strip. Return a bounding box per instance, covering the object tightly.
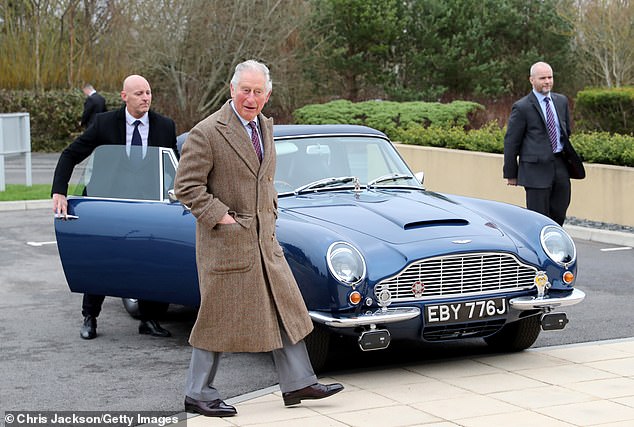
[274,133,389,142]
[509,288,586,310]
[309,307,420,328]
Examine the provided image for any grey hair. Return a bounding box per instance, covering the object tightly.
[231,60,272,94]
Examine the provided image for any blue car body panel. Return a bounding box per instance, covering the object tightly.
[55,124,583,349]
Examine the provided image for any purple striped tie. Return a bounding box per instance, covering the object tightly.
[248,121,263,162]
[544,97,558,152]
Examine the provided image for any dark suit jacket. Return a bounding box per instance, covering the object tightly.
[81,92,107,128]
[503,91,573,188]
[52,106,177,195]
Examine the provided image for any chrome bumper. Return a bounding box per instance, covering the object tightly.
[509,288,586,310]
[309,307,420,328]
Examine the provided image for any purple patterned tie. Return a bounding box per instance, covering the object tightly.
[544,97,558,153]
[248,121,263,162]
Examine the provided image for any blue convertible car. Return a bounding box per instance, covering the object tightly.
[55,125,585,369]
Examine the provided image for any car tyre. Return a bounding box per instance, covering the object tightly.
[484,314,541,351]
[121,298,169,319]
[304,325,330,373]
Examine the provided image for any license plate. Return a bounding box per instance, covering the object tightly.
[425,298,507,325]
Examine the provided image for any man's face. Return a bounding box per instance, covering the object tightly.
[230,69,271,122]
[530,65,554,95]
[121,77,152,118]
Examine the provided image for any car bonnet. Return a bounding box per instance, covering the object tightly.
[279,189,509,245]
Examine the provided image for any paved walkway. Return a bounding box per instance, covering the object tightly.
[173,338,634,427]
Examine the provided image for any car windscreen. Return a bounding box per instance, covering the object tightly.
[274,135,420,193]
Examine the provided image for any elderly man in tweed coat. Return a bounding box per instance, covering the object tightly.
[174,60,343,418]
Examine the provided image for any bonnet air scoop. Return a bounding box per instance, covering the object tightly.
[404,219,469,230]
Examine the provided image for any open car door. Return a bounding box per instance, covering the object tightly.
[54,145,200,307]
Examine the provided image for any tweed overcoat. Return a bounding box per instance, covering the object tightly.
[174,100,313,353]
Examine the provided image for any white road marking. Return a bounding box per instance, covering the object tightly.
[600,247,632,252]
[26,241,57,247]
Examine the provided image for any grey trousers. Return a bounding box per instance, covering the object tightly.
[184,329,317,401]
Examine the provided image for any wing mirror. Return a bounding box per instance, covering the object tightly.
[415,171,425,185]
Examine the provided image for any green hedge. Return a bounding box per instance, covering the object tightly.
[293,99,485,134]
[0,89,121,152]
[571,131,634,167]
[294,100,634,167]
[396,125,634,167]
[575,87,634,135]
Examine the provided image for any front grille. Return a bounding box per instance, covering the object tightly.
[375,252,537,302]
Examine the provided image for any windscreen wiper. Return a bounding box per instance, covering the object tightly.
[367,173,415,188]
[294,176,357,195]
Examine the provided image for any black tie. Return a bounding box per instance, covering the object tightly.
[132,120,142,146]
[130,120,143,163]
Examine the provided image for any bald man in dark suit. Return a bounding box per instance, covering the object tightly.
[53,75,178,340]
[503,62,574,226]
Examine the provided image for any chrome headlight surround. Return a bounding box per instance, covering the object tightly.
[326,242,366,286]
[540,226,576,266]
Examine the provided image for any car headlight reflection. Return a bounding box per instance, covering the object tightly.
[327,242,366,286]
[540,226,576,265]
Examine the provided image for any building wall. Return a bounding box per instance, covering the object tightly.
[395,144,634,227]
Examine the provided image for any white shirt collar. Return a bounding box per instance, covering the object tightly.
[125,109,149,126]
[533,89,551,103]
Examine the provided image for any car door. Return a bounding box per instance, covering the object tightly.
[54,145,200,307]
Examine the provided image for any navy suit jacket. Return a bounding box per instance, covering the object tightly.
[52,107,177,195]
[503,91,573,188]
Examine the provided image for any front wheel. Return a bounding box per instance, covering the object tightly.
[121,298,169,319]
[484,314,541,351]
[304,326,331,373]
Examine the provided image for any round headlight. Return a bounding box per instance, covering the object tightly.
[327,242,366,285]
[540,226,576,265]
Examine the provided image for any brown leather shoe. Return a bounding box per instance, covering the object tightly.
[184,396,237,417]
[282,382,344,406]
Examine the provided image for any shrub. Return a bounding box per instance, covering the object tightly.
[293,99,484,135]
[0,90,121,152]
[396,124,634,167]
[575,87,634,135]
[294,100,634,167]
[571,132,634,167]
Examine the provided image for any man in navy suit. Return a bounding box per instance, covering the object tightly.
[52,75,178,340]
[503,62,573,226]
[80,84,107,129]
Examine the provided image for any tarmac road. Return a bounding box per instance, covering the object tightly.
[0,208,278,417]
[1,207,633,421]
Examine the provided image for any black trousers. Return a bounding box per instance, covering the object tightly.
[81,294,162,321]
[524,155,571,226]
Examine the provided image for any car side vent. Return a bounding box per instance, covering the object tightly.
[404,219,469,230]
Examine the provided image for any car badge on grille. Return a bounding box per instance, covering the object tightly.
[375,284,392,310]
[451,239,472,244]
[411,280,425,298]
